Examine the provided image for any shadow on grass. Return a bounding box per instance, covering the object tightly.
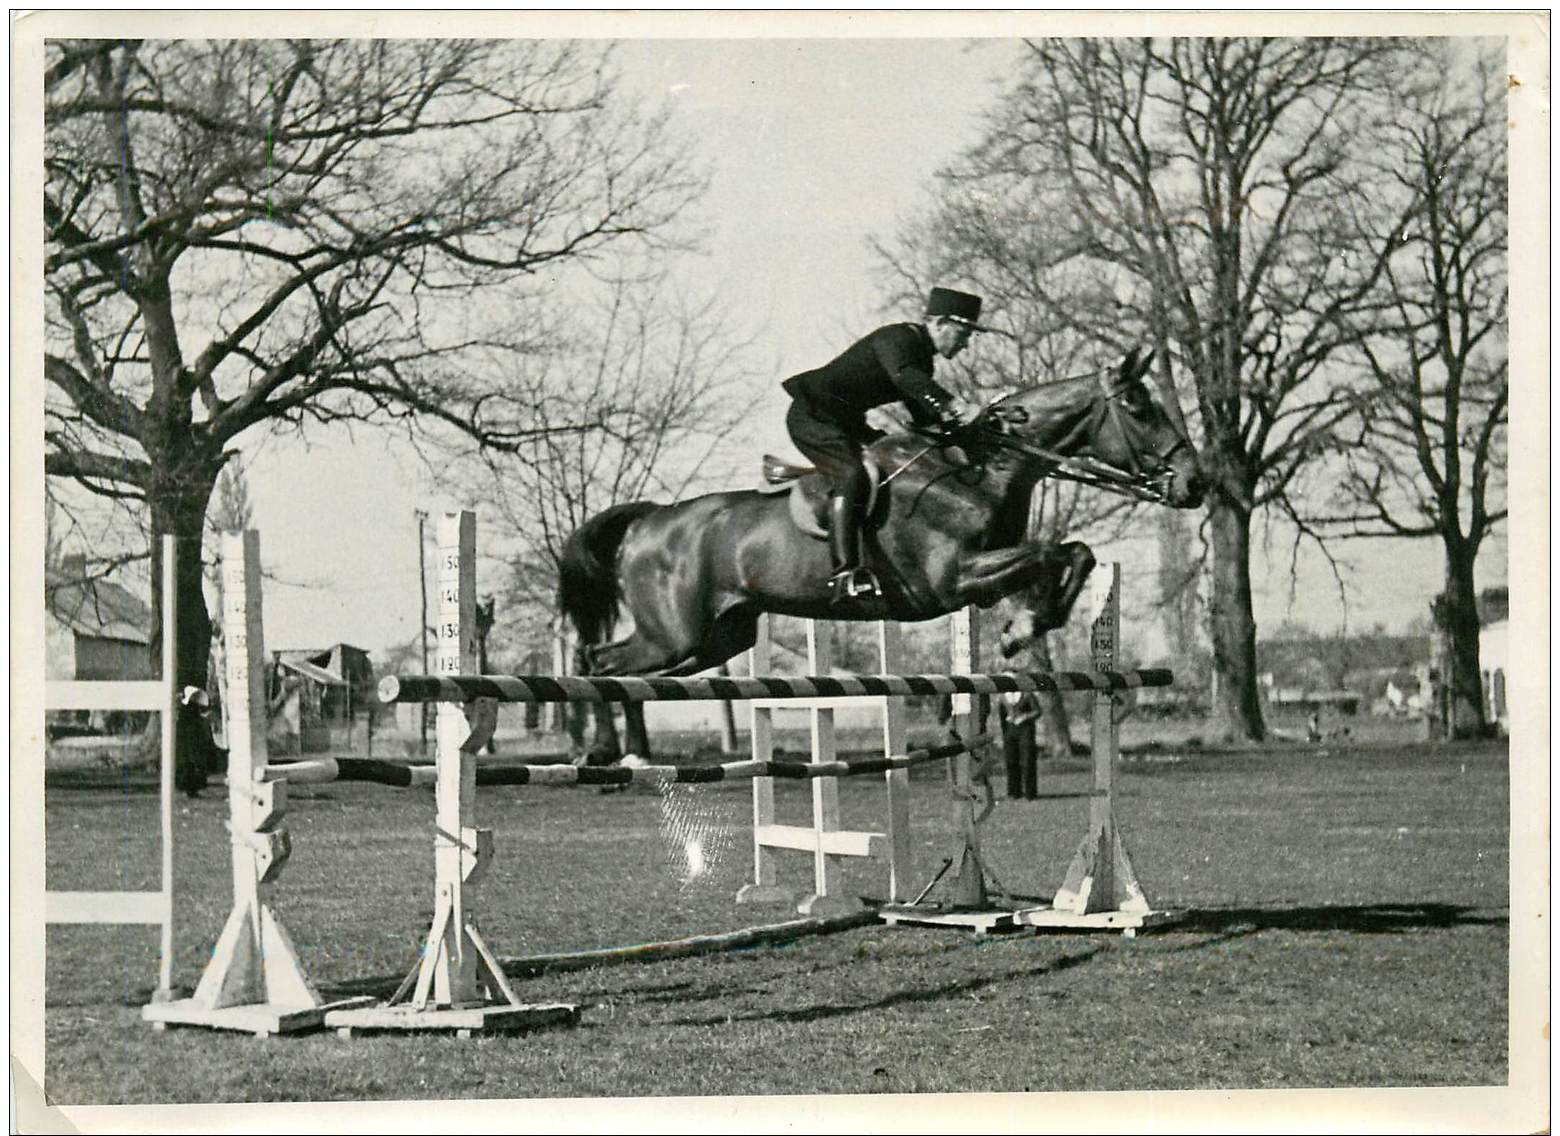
[652,945,1105,1029]
[1168,902,1505,942]
[44,771,163,795]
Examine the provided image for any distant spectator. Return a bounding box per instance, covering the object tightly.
[1306,710,1322,744]
[176,686,227,798]
[999,690,1041,801]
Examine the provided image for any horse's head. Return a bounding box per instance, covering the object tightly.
[982,349,1204,508]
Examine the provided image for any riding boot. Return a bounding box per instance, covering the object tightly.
[826,493,883,609]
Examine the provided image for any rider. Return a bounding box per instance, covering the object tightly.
[783,286,986,606]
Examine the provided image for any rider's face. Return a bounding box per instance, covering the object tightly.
[929,318,975,359]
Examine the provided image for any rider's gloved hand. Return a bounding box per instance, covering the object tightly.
[940,397,981,430]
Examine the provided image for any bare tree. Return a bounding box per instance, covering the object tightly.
[450,270,753,654]
[886,37,1414,742]
[1317,43,1507,738]
[206,460,253,537]
[44,38,702,688]
[1156,508,1211,694]
[439,268,752,752]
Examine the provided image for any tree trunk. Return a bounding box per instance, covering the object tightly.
[1207,499,1266,743]
[144,471,219,783]
[148,483,218,694]
[1439,538,1488,740]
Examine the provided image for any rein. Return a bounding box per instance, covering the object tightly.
[879,419,1182,505]
[875,366,1190,505]
[980,427,1180,504]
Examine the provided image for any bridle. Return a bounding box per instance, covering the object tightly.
[916,372,1193,505]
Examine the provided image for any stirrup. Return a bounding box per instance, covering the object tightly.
[828,567,883,604]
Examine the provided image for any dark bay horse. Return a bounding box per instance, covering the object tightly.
[559,349,1203,759]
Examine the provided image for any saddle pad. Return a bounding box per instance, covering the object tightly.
[772,455,882,540]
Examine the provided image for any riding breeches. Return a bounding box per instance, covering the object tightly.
[785,398,878,498]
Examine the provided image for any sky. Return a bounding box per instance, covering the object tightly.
[231,37,1509,660]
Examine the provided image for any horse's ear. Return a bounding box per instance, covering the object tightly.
[1118,348,1141,383]
[1132,349,1155,383]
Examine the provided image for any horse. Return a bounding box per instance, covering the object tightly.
[558,348,1203,763]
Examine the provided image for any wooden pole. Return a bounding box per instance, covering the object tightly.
[155,536,176,1001]
[947,607,989,909]
[797,620,853,915]
[416,510,430,757]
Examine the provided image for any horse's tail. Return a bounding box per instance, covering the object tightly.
[559,501,658,661]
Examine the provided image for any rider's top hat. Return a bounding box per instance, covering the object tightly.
[925,287,988,331]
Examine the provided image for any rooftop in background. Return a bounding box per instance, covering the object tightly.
[45,557,150,645]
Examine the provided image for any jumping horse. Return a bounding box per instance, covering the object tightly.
[559,349,1203,762]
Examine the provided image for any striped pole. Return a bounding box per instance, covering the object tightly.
[257,737,984,790]
[380,669,1174,706]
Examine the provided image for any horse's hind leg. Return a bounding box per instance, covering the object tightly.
[623,704,651,761]
[592,610,754,679]
[572,641,628,766]
[694,606,760,674]
[589,631,693,678]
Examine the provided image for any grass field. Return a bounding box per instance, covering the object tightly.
[40,736,1512,1110]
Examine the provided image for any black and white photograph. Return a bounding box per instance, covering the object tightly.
[12,10,1548,1133]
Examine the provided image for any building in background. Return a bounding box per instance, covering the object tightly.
[45,559,153,737]
[267,644,375,754]
[1471,587,1509,738]
[1257,632,1433,727]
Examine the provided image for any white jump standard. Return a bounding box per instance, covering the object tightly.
[880,563,1177,934]
[143,531,373,1036]
[325,513,579,1037]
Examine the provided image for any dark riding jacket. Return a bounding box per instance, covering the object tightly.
[782,323,955,428]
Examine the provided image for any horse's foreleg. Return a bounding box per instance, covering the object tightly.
[955,544,1054,609]
[1050,542,1096,631]
[959,542,1096,658]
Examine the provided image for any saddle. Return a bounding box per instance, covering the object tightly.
[757,452,884,540]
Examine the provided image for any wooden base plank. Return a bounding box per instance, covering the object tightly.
[1014,905,1183,935]
[324,1001,579,1038]
[877,905,1020,934]
[796,893,865,917]
[141,996,374,1038]
[879,904,1183,936]
[754,822,883,858]
[734,883,797,907]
